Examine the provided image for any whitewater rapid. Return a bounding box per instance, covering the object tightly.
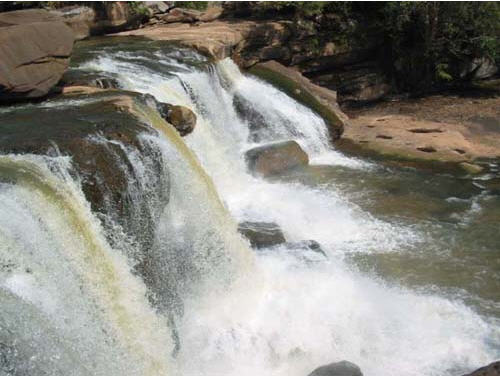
[1,39,498,376]
[76,43,499,375]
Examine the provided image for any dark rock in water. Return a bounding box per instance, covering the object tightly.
[238,221,286,248]
[245,140,309,177]
[0,9,75,102]
[308,361,363,376]
[462,361,500,376]
[282,240,327,257]
[233,93,276,143]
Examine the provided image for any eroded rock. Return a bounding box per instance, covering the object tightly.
[245,140,309,177]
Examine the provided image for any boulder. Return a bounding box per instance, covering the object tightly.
[249,60,347,140]
[460,56,498,80]
[245,140,309,177]
[199,7,223,22]
[462,361,500,376]
[144,1,173,16]
[160,8,201,23]
[0,10,75,102]
[308,361,363,376]
[238,221,286,248]
[49,6,96,40]
[155,103,197,136]
[50,3,147,40]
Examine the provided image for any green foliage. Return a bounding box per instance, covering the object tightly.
[128,2,150,17]
[174,1,208,11]
[380,2,500,91]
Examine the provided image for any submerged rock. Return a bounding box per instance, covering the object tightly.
[0,9,75,102]
[308,361,363,376]
[245,140,309,177]
[462,361,500,376]
[238,221,286,248]
[282,240,326,257]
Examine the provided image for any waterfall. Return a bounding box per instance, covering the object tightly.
[1,39,498,376]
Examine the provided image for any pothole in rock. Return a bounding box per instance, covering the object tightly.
[454,148,466,155]
[376,134,393,139]
[417,146,437,153]
[408,128,443,133]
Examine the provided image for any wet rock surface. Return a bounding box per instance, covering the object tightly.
[0,90,166,253]
[0,9,75,102]
[462,361,500,376]
[245,140,309,177]
[308,361,363,376]
[238,221,286,248]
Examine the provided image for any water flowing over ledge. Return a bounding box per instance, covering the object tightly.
[1,38,499,376]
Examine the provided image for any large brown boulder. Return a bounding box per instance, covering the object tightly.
[249,60,347,141]
[245,140,309,177]
[155,102,197,136]
[0,9,74,102]
[50,3,147,40]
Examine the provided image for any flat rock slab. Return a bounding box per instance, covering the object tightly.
[113,20,256,60]
[338,114,500,173]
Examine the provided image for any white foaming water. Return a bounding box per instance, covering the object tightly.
[0,155,173,376]
[62,46,500,375]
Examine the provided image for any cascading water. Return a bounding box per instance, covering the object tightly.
[1,38,499,376]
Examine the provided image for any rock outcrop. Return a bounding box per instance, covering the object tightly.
[238,221,286,248]
[50,3,147,40]
[245,140,309,177]
[462,361,500,376]
[308,361,363,376]
[115,22,348,140]
[340,95,500,173]
[0,9,75,102]
[249,60,347,140]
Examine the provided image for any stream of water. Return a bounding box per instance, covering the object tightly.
[1,38,499,376]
